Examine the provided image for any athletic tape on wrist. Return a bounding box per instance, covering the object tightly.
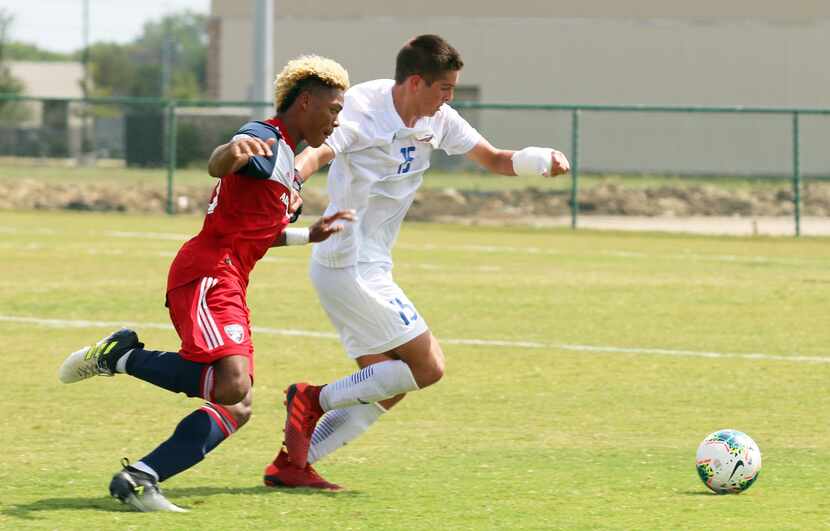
[284,228,310,246]
[511,146,554,176]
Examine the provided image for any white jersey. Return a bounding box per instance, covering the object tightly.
[312,79,482,268]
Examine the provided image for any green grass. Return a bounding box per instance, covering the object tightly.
[1,210,829,529]
[0,161,809,192]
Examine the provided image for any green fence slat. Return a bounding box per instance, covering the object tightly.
[792,113,801,237]
[1,93,825,237]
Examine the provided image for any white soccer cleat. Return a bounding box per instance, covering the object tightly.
[58,328,143,383]
[110,460,187,513]
[58,346,99,383]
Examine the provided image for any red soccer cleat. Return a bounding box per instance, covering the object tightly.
[263,449,342,490]
[282,382,324,468]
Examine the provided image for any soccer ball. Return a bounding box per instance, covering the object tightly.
[695,429,762,494]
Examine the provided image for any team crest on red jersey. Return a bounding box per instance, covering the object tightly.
[224,324,245,344]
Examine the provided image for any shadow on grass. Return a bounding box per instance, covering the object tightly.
[3,485,359,520]
[2,496,131,520]
[164,485,361,499]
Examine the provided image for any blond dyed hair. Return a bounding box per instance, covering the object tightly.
[273,55,350,112]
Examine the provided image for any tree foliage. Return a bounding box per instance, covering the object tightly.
[4,41,72,61]
[0,9,30,122]
[88,11,208,99]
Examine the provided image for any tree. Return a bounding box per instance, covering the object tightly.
[87,11,208,99]
[0,9,29,123]
[86,43,136,98]
[4,41,72,61]
[135,11,208,97]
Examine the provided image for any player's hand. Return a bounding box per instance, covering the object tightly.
[232,137,276,164]
[308,210,357,243]
[288,188,303,221]
[288,170,304,223]
[548,150,570,177]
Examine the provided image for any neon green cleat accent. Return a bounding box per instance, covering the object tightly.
[58,329,143,383]
[109,459,187,513]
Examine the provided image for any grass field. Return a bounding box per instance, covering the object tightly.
[1,209,829,530]
[0,160,809,192]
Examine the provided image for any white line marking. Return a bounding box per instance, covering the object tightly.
[0,226,56,235]
[15,228,822,267]
[398,243,821,266]
[2,315,826,364]
[106,230,190,241]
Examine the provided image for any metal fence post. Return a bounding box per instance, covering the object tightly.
[792,112,801,237]
[570,109,581,230]
[166,100,177,215]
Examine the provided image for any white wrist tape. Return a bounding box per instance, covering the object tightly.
[284,228,309,246]
[512,147,554,176]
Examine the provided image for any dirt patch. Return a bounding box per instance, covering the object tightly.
[408,183,830,219]
[2,179,829,221]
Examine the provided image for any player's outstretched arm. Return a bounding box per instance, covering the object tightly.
[207,137,276,178]
[295,144,336,183]
[465,138,570,177]
[272,210,357,247]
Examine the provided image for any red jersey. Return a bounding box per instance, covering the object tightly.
[167,118,297,292]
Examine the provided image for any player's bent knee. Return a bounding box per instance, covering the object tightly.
[228,401,253,428]
[215,388,253,428]
[419,347,445,387]
[211,355,251,404]
[212,376,250,405]
[417,364,444,388]
[396,332,446,388]
[410,358,444,388]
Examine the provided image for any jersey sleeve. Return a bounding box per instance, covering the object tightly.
[233,121,281,179]
[438,106,483,156]
[324,87,375,155]
[325,119,361,155]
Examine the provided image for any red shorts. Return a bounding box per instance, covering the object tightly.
[166,268,254,377]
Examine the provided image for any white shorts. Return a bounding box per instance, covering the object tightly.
[310,260,428,359]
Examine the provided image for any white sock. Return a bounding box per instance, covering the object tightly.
[319,360,418,411]
[115,349,133,374]
[307,402,386,465]
[131,460,159,481]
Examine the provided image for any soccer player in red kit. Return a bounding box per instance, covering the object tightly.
[58,56,353,512]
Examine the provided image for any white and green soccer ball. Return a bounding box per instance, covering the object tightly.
[696,429,762,494]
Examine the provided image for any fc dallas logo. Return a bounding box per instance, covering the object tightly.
[224,324,245,344]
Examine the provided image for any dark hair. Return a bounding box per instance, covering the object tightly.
[277,75,337,113]
[394,34,463,85]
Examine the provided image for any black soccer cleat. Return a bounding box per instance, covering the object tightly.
[58,328,144,383]
[109,459,186,513]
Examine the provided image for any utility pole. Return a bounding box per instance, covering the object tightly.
[251,0,273,120]
[80,0,91,162]
[161,35,174,98]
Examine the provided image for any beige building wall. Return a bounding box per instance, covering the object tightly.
[7,62,85,157]
[209,2,830,176]
[213,1,830,19]
[9,61,84,100]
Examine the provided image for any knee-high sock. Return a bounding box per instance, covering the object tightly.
[135,403,238,482]
[307,403,386,465]
[122,348,215,400]
[318,360,418,411]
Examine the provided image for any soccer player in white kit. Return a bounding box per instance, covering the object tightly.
[264,34,570,489]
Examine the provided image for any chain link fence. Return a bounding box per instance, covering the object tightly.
[0,94,827,236]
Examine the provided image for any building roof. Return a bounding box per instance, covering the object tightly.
[8,61,85,99]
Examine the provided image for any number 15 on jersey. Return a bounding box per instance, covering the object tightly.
[398,146,415,174]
